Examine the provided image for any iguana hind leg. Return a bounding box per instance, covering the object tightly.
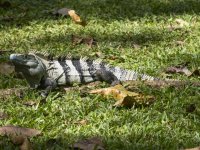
[95,69,121,86]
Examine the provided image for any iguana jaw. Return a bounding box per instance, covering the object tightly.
[10,54,38,68]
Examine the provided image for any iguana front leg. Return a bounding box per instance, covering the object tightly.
[95,69,121,86]
[39,77,57,97]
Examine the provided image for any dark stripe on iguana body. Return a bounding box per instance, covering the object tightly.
[72,60,85,83]
[58,60,70,84]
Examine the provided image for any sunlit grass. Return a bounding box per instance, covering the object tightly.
[0,0,200,149]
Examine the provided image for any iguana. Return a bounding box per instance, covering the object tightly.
[9,52,163,97]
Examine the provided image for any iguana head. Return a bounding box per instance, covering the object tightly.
[10,53,47,88]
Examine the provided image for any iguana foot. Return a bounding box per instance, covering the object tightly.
[41,91,48,98]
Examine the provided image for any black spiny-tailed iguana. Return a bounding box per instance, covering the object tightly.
[10,53,164,97]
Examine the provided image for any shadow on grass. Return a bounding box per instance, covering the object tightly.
[31,133,198,149]
[1,0,200,27]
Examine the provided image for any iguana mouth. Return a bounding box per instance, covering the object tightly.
[10,54,27,66]
[10,54,38,68]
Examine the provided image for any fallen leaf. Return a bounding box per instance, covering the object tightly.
[11,135,25,145]
[23,101,37,107]
[0,88,25,99]
[165,65,192,76]
[0,125,42,137]
[0,112,9,120]
[83,37,96,48]
[89,85,155,107]
[71,137,105,150]
[0,126,40,150]
[133,44,141,49]
[53,8,86,26]
[175,40,185,46]
[167,19,189,31]
[185,146,200,150]
[71,35,96,47]
[68,10,86,26]
[11,135,32,150]
[19,137,32,150]
[75,119,88,126]
[71,35,83,45]
[95,51,103,57]
[175,18,189,27]
[0,62,15,75]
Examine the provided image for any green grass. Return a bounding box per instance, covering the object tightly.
[0,0,200,149]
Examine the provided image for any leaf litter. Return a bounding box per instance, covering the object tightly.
[71,34,97,48]
[0,125,42,137]
[165,66,192,76]
[23,101,37,107]
[71,137,105,150]
[89,84,155,107]
[167,18,190,31]
[165,63,200,77]
[53,8,86,26]
[74,119,88,126]
[0,112,9,120]
[165,62,192,76]
[0,62,15,75]
[0,88,26,99]
[0,125,42,150]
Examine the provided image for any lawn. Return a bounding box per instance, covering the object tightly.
[0,0,200,149]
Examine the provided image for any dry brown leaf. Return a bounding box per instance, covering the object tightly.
[167,19,189,31]
[0,112,9,120]
[185,146,200,150]
[83,37,96,48]
[175,18,189,27]
[75,119,88,126]
[0,88,25,99]
[175,40,185,46]
[0,62,15,75]
[0,126,40,150]
[68,10,86,26]
[71,35,83,45]
[95,52,103,57]
[133,44,141,49]
[0,125,42,137]
[89,85,155,107]
[71,35,96,47]
[53,8,86,26]
[11,135,32,150]
[23,101,37,107]
[19,137,32,150]
[165,66,192,76]
[71,137,105,150]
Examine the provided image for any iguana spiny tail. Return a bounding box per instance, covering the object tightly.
[10,53,159,97]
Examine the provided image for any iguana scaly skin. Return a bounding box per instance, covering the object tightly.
[10,53,160,97]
